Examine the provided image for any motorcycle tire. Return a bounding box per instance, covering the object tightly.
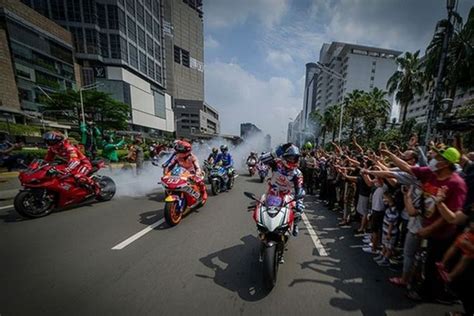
[14,190,54,218]
[227,175,234,190]
[260,176,265,183]
[96,176,116,201]
[211,180,219,196]
[262,244,278,290]
[164,201,182,226]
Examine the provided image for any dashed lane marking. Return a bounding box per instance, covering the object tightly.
[111,218,165,250]
[301,213,328,257]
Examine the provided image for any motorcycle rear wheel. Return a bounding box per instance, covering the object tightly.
[96,176,116,201]
[14,190,54,218]
[262,244,278,290]
[164,201,182,226]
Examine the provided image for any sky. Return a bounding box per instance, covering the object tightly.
[202,0,473,145]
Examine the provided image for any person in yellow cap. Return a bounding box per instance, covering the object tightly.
[380,145,467,302]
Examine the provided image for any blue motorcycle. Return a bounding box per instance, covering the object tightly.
[209,163,234,195]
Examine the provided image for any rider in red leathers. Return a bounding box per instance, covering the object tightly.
[163,140,208,203]
[43,131,99,194]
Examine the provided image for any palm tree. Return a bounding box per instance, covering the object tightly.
[343,89,365,138]
[363,88,391,141]
[387,51,424,123]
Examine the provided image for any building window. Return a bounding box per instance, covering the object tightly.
[139,51,146,73]
[100,33,109,58]
[148,57,154,78]
[146,35,153,55]
[127,16,136,41]
[153,91,166,118]
[155,64,162,82]
[145,0,152,10]
[67,0,81,22]
[181,49,189,67]
[85,29,99,54]
[137,2,144,25]
[174,45,180,63]
[33,0,50,18]
[129,44,138,68]
[83,0,96,23]
[82,68,94,86]
[69,27,85,53]
[153,20,160,40]
[118,8,126,32]
[154,42,161,61]
[371,69,375,73]
[126,0,135,15]
[110,34,120,58]
[372,61,376,66]
[120,37,128,61]
[370,76,374,81]
[97,4,107,28]
[152,0,160,17]
[146,12,153,31]
[51,0,66,20]
[138,28,145,49]
[107,5,119,29]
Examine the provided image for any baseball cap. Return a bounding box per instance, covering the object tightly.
[432,146,461,164]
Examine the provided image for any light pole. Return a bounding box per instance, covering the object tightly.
[424,0,456,146]
[315,62,345,142]
[79,83,103,125]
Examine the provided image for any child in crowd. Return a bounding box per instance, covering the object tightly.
[436,211,474,283]
[374,190,400,266]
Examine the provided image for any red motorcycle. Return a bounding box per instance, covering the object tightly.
[14,159,116,218]
[161,165,205,226]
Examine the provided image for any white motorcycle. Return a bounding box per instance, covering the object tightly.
[244,191,301,290]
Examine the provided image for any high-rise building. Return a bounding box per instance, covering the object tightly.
[22,0,174,135]
[174,99,219,139]
[163,0,204,102]
[307,42,402,137]
[0,0,78,121]
[240,123,262,139]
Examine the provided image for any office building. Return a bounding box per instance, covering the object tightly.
[306,42,401,137]
[0,0,78,122]
[23,0,174,135]
[174,99,219,139]
[240,123,262,139]
[163,0,204,102]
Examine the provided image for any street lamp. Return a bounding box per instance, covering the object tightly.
[315,62,345,142]
[79,82,104,125]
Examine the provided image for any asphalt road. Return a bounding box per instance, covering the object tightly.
[0,174,460,316]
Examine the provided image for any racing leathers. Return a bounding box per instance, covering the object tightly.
[214,152,234,189]
[44,139,99,194]
[260,152,305,236]
[163,153,208,202]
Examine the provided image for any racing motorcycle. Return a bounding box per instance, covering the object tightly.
[208,163,235,195]
[14,159,116,218]
[244,191,301,290]
[256,162,269,183]
[247,157,257,176]
[161,165,205,226]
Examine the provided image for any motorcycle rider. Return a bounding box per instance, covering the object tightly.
[43,131,99,194]
[247,152,258,164]
[207,147,219,164]
[163,140,208,202]
[260,143,305,236]
[214,145,234,190]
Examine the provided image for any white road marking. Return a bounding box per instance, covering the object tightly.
[0,205,13,210]
[301,213,328,257]
[111,218,165,250]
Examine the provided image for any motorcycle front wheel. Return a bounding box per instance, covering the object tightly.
[260,175,265,183]
[164,201,182,226]
[262,244,278,290]
[14,190,54,218]
[211,180,219,196]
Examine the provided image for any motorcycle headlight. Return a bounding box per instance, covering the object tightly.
[257,223,268,233]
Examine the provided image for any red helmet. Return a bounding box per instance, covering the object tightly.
[174,140,192,153]
[43,131,65,147]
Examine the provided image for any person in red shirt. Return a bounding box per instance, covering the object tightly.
[381,146,467,301]
[43,131,99,194]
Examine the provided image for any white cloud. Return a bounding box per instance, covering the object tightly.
[265,49,294,68]
[204,0,289,29]
[205,61,302,144]
[204,35,219,49]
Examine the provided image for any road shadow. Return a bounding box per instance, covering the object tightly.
[146,191,166,202]
[289,195,424,316]
[0,208,24,223]
[245,177,264,184]
[196,234,270,301]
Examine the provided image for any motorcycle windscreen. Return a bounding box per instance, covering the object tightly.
[261,207,287,232]
[266,195,282,207]
[171,165,185,176]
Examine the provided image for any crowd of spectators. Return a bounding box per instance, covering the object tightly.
[299,135,474,316]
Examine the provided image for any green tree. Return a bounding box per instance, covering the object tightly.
[387,51,425,123]
[40,89,130,131]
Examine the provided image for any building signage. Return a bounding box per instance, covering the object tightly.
[190,57,204,72]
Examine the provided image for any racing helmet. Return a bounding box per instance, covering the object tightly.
[220,145,228,153]
[175,140,192,154]
[281,144,300,169]
[43,131,65,147]
[212,147,218,154]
